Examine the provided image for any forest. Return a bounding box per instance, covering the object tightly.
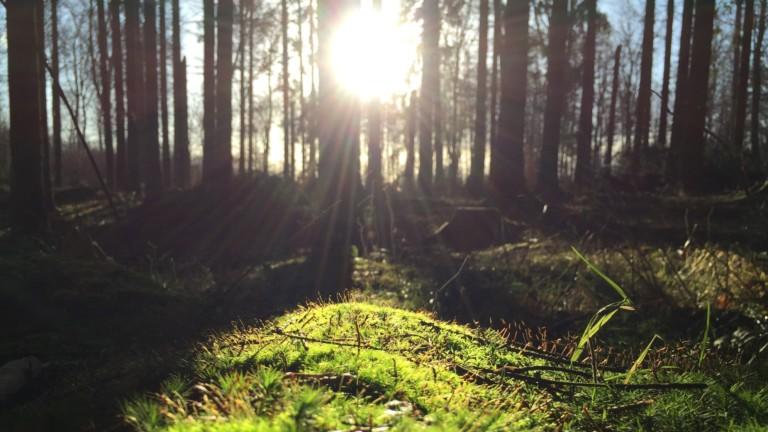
[1,0,768,430]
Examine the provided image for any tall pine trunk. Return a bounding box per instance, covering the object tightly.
[632,0,655,169]
[216,0,235,180]
[604,45,621,175]
[248,2,256,173]
[468,0,489,195]
[490,0,527,197]
[657,0,674,148]
[7,0,48,232]
[405,91,417,182]
[680,0,715,192]
[752,0,767,167]
[160,0,170,186]
[281,0,291,179]
[669,0,694,181]
[143,0,163,196]
[537,0,568,195]
[239,2,247,175]
[125,0,145,192]
[418,0,438,191]
[110,0,127,190]
[97,0,114,188]
[574,0,596,188]
[732,0,754,154]
[202,0,217,183]
[51,0,63,187]
[172,0,190,187]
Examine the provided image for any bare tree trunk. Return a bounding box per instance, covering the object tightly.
[490,0,527,197]
[313,0,360,294]
[8,0,48,231]
[51,0,63,188]
[282,0,291,179]
[733,0,754,154]
[297,0,307,177]
[202,0,217,183]
[160,0,171,186]
[405,91,417,182]
[632,0,655,170]
[752,0,767,168]
[669,0,694,182]
[680,0,715,192]
[216,0,235,181]
[144,0,163,196]
[308,0,317,178]
[239,1,247,175]
[537,0,568,195]
[265,46,273,173]
[468,0,489,195]
[172,0,190,187]
[418,0,438,191]
[125,0,144,192]
[574,0,596,188]
[730,0,743,140]
[657,0,674,148]
[97,0,114,188]
[110,0,127,190]
[248,1,255,174]
[604,45,621,175]
[489,0,501,147]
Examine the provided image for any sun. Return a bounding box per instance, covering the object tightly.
[331,6,418,101]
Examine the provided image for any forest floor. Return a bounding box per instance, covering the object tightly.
[1,176,767,431]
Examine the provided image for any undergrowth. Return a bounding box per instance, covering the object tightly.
[124,302,768,431]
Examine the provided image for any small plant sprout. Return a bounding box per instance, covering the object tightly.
[624,334,663,384]
[570,247,635,363]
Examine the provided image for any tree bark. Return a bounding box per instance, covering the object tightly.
[125,0,144,192]
[160,0,171,186]
[418,0,438,191]
[110,0,127,190]
[574,0,596,188]
[752,0,767,167]
[604,45,621,175]
[202,0,217,183]
[7,0,48,232]
[468,0,489,195]
[97,0,114,188]
[405,91,417,182]
[313,0,360,295]
[282,0,291,179]
[248,1,255,173]
[51,0,63,188]
[669,0,694,181]
[680,0,715,192]
[732,0,754,154]
[537,0,568,195]
[216,0,235,181]
[657,0,674,148]
[632,0,655,169]
[239,1,247,176]
[143,0,163,196]
[490,0,527,197]
[172,0,190,188]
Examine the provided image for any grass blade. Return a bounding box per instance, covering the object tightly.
[624,334,662,384]
[571,246,631,302]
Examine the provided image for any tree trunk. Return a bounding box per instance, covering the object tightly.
[657,0,674,148]
[202,0,217,183]
[248,1,255,174]
[239,1,247,176]
[405,91,417,182]
[282,0,291,179]
[110,0,127,190]
[490,0,527,197]
[730,0,743,140]
[125,0,144,192]
[680,0,715,192]
[537,0,568,195]
[669,0,694,181]
[574,0,596,188]
[143,0,163,196]
[489,0,501,148]
[51,0,63,188]
[216,0,235,181]
[172,0,190,188]
[752,0,767,168]
[97,0,114,188]
[313,0,360,295]
[160,0,171,186]
[7,0,48,232]
[632,0,655,169]
[468,0,489,195]
[732,0,754,154]
[418,0,438,191]
[604,45,621,175]
[36,0,52,209]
